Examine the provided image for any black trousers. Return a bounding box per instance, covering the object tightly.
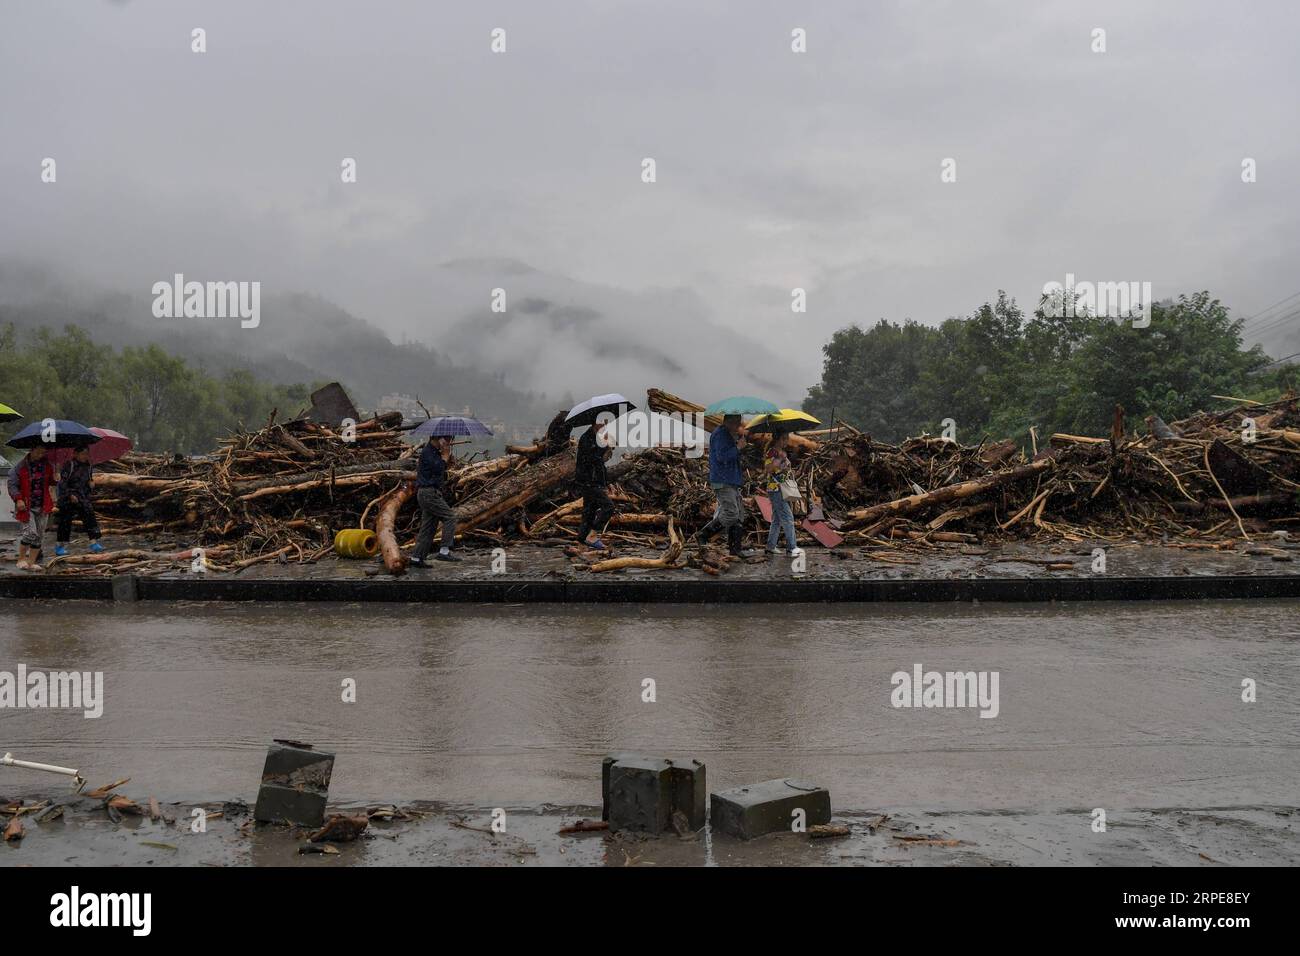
[412,487,456,560]
[56,498,101,543]
[576,486,614,542]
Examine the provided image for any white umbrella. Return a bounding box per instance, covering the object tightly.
[564,393,636,427]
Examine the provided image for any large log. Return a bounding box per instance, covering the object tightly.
[454,449,577,532]
[646,388,819,454]
[647,389,726,431]
[228,458,415,496]
[558,512,667,528]
[376,482,415,575]
[453,456,520,483]
[1168,492,1293,513]
[237,473,396,502]
[91,474,205,495]
[844,458,1055,527]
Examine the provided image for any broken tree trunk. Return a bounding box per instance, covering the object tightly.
[645,389,819,454]
[844,458,1055,527]
[454,449,577,532]
[1168,492,1294,513]
[228,459,415,497]
[558,512,667,528]
[92,474,206,495]
[376,482,415,575]
[589,520,684,572]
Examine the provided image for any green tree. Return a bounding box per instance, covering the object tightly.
[804,290,1275,445]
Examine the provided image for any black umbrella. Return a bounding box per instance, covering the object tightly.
[5,419,101,450]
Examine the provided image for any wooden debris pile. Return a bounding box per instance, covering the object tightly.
[612,389,1300,548]
[802,396,1300,543]
[62,411,419,573]
[60,387,1299,576]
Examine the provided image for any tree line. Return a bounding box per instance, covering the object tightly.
[803,291,1295,444]
[4,292,1295,457]
[1,323,316,455]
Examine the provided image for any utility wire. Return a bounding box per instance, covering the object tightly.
[1240,290,1300,330]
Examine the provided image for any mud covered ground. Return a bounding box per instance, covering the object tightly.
[1,532,1296,584]
[4,794,1296,867]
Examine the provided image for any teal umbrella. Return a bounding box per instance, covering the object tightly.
[704,396,780,416]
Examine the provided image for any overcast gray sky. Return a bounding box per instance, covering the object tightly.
[3,0,1298,394]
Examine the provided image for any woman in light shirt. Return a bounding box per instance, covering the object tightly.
[762,432,802,557]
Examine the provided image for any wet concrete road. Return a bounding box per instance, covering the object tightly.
[2,600,1296,817]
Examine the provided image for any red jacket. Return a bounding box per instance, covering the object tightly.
[12,457,55,522]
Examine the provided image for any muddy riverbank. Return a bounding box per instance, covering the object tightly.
[2,536,1298,603]
[4,797,1295,866]
[1,600,1296,865]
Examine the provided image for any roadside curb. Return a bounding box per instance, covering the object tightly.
[3,573,1299,603]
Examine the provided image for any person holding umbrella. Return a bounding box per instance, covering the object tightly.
[747,408,820,557]
[406,416,491,566]
[695,414,755,556]
[408,434,458,566]
[564,394,635,551]
[760,432,802,557]
[574,418,615,550]
[694,397,779,557]
[6,419,100,570]
[8,444,56,570]
[54,446,104,556]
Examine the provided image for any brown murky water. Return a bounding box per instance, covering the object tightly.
[1,600,1297,813]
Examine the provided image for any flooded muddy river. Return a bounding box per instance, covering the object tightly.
[2,600,1296,815]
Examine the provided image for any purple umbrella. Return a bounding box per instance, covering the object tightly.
[410,416,494,439]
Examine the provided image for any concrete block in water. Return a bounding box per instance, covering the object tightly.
[710,778,831,840]
[253,740,334,827]
[606,757,672,833]
[666,757,706,831]
[601,752,647,821]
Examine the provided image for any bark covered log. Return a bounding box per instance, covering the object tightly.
[454,449,577,532]
[229,458,415,497]
[646,389,819,454]
[844,458,1054,527]
[376,482,415,575]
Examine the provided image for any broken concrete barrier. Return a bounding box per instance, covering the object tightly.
[607,756,673,833]
[710,778,831,840]
[601,752,646,821]
[252,739,334,828]
[603,753,708,833]
[666,756,706,831]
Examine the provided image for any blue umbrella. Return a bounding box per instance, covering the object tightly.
[704,396,781,416]
[410,416,494,439]
[5,419,101,449]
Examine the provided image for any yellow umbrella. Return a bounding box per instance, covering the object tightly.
[0,403,21,424]
[745,408,822,434]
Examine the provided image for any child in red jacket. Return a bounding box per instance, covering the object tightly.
[7,446,56,570]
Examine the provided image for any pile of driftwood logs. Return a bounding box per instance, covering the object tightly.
[50,412,418,574]
[48,388,1300,576]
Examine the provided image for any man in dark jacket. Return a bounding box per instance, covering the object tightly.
[55,446,103,556]
[694,414,754,556]
[574,421,615,550]
[409,435,460,566]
